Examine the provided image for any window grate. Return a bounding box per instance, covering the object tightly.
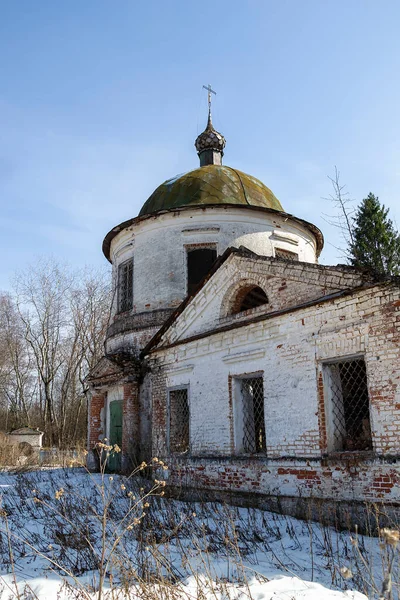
[118,259,133,313]
[169,388,190,453]
[275,248,299,261]
[241,377,266,453]
[325,358,372,451]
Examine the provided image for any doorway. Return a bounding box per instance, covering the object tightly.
[108,399,123,471]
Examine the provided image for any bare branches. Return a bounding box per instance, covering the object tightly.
[0,259,111,447]
[322,167,355,260]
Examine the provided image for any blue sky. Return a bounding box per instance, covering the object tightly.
[1,1,400,289]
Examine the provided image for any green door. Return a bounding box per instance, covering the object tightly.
[108,400,123,472]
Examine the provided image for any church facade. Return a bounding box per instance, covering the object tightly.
[87,106,400,524]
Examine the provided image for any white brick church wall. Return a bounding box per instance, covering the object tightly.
[149,281,400,505]
[108,206,318,318]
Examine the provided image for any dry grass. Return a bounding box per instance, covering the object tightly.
[0,451,398,599]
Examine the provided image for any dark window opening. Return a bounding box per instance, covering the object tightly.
[236,376,266,454]
[168,388,190,454]
[239,286,268,312]
[117,259,133,313]
[275,248,299,261]
[187,247,217,296]
[324,358,372,452]
[231,286,269,314]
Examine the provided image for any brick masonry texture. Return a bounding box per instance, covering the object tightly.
[107,308,174,341]
[104,207,320,357]
[107,206,319,319]
[163,456,400,503]
[88,224,400,514]
[158,252,373,346]
[88,392,105,447]
[122,382,140,468]
[149,269,400,505]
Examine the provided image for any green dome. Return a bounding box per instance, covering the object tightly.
[138,165,283,217]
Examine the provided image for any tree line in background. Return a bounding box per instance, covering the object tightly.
[326,168,400,277]
[0,259,110,448]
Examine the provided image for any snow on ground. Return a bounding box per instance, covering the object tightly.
[0,468,395,599]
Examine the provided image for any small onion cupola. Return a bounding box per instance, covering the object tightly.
[195,84,226,167]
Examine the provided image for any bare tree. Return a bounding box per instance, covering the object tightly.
[8,259,110,447]
[14,259,71,445]
[74,270,110,441]
[0,294,15,429]
[0,294,35,431]
[322,166,355,260]
[56,269,110,446]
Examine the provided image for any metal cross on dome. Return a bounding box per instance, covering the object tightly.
[203,84,216,111]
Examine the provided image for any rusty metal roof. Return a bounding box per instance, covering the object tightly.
[139,165,283,217]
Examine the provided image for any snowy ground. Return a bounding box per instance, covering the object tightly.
[0,468,396,599]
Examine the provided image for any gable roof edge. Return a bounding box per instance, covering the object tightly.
[141,249,393,357]
[144,279,399,356]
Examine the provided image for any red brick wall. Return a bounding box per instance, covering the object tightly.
[317,371,327,453]
[88,392,106,448]
[122,382,140,467]
[151,366,168,458]
[165,457,400,505]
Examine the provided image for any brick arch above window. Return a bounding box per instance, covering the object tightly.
[231,285,269,314]
[220,275,271,318]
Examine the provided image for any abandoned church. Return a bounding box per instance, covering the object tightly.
[87,99,400,525]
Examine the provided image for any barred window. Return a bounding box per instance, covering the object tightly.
[234,375,266,454]
[323,357,372,452]
[168,388,190,454]
[187,247,217,296]
[275,248,299,261]
[117,259,133,313]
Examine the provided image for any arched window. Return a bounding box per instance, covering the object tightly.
[117,258,133,313]
[231,285,268,315]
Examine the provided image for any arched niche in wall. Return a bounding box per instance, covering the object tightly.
[221,278,270,318]
[230,285,269,315]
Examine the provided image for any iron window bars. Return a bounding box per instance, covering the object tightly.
[324,358,372,452]
[240,377,266,454]
[275,248,299,261]
[118,259,133,313]
[168,388,190,453]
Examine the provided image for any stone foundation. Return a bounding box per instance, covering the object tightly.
[165,484,400,534]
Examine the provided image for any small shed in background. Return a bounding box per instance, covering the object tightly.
[7,427,44,450]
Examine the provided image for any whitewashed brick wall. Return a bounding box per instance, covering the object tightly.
[149,280,400,505]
